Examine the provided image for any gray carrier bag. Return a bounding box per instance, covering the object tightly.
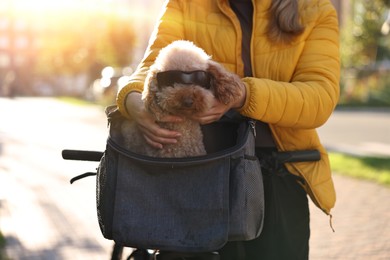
[96,106,264,252]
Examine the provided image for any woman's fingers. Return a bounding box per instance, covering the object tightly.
[142,134,164,149]
[138,118,181,149]
[191,100,230,124]
[125,92,183,149]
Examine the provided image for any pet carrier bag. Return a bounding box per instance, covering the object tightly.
[96,106,264,253]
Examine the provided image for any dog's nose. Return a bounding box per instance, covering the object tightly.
[183,97,193,107]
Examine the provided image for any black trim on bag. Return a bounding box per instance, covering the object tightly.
[106,120,254,167]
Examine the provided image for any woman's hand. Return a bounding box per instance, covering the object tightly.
[191,81,246,124]
[190,99,231,124]
[125,92,182,149]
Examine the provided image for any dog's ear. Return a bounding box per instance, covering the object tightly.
[142,70,165,121]
[207,60,243,105]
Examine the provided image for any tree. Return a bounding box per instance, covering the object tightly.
[96,16,137,68]
[341,0,390,68]
[383,0,390,7]
[339,0,390,105]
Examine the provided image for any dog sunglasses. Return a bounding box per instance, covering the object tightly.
[156,70,212,89]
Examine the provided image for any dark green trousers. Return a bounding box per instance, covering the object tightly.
[218,168,310,260]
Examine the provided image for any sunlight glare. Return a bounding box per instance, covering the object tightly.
[9,0,106,13]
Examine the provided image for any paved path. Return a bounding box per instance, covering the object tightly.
[0,98,115,260]
[309,174,390,260]
[0,97,389,259]
[310,108,390,259]
[317,108,390,158]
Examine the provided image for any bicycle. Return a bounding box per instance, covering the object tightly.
[62,148,320,260]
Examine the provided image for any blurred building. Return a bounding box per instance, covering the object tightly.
[0,4,35,96]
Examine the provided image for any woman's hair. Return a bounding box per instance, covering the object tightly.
[268,0,305,43]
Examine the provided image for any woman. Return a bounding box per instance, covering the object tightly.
[116,0,340,258]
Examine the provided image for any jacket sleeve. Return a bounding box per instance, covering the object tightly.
[116,0,184,117]
[238,1,340,129]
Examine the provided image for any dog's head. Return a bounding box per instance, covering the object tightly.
[142,40,242,120]
[142,40,214,119]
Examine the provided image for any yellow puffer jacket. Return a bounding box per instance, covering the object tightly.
[117,0,340,215]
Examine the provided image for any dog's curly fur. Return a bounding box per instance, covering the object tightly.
[121,40,243,158]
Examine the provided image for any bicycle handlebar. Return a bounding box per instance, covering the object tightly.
[62,150,103,162]
[62,148,320,185]
[273,150,321,163]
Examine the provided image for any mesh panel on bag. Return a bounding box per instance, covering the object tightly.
[228,124,264,241]
[244,134,264,239]
[228,157,263,240]
[243,157,264,238]
[96,154,106,234]
[96,146,118,239]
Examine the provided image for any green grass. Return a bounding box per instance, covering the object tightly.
[56,96,98,106]
[0,231,7,260]
[329,152,390,186]
[57,96,116,108]
[0,231,4,247]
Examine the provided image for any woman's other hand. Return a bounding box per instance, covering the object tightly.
[125,92,182,149]
[191,81,246,124]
